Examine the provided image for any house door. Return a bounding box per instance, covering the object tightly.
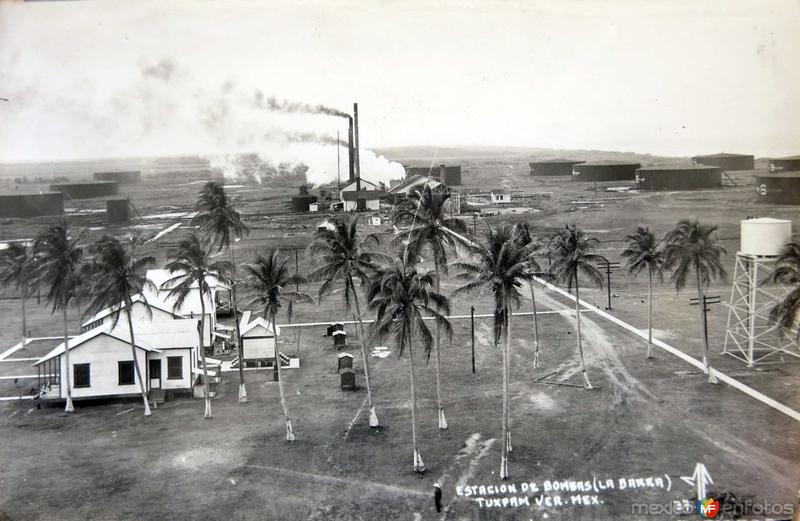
[149,359,161,390]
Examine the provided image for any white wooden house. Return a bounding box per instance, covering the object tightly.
[490,191,512,204]
[339,178,382,211]
[238,311,279,365]
[34,319,202,402]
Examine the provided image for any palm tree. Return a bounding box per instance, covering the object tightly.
[393,183,469,430]
[34,221,84,413]
[0,242,36,345]
[191,181,250,403]
[242,250,311,442]
[83,235,156,416]
[453,224,537,480]
[548,224,608,390]
[368,250,452,473]
[511,222,544,368]
[766,243,800,338]
[308,216,389,427]
[663,219,727,384]
[162,233,232,419]
[621,226,665,359]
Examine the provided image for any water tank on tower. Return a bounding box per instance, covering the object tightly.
[739,217,792,257]
[724,217,797,366]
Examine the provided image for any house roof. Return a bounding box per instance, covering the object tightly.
[388,175,442,195]
[34,325,161,366]
[81,293,181,328]
[133,319,201,349]
[239,310,279,337]
[340,178,379,191]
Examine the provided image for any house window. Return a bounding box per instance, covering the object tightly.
[118,361,135,385]
[74,363,90,388]
[167,356,183,380]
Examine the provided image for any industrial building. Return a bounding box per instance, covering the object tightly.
[93,170,142,184]
[635,165,722,191]
[290,194,318,212]
[405,165,462,186]
[49,181,119,199]
[387,175,443,197]
[572,161,640,182]
[106,198,130,224]
[529,159,584,176]
[340,177,382,211]
[692,153,755,171]
[0,192,64,218]
[769,155,800,173]
[754,172,800,204]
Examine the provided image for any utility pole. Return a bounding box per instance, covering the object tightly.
[336,131,341,195]
[470,306,476,374]
[600,261,620,310]
[690,295,721,355]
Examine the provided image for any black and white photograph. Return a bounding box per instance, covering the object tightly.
[0,1,799,519]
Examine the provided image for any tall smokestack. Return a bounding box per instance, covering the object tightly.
[347,116,355,183]
[440,164,446,185]
[353,103,361,192]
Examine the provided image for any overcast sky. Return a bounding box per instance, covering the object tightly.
[1,0,799,162]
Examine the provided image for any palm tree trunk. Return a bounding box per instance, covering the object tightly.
[272,312,295,441]
[646,267,653,359]
[198,291,212,419]
[530,281,540,368]
[62,307,74,413]
[350,276,379,427]
[229,243,247,403]
[500,297,511,480]
[433,257,447,430]
[574,273,593,389]
[21,285,27,344]
[126,301,152,416]
[407,325,424,473]
[696,268,717,384]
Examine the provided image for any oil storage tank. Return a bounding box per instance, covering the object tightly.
[692,153,754,171]
[93,171,141,184]
[0,192,64,218]
[49,181,119,199]
[572,161,640,182]
[106,198,130,224]
[529,159,584,176]
[635,165,722,191]
[755,172,800,204]
[768,156,800,173]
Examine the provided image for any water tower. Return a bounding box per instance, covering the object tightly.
[723,218,798,366]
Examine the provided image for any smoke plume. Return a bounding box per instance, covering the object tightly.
[0,57,405,187]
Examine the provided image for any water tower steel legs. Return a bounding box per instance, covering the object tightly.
[723,253,799,366]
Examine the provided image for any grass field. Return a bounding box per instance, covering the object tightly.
[1,149,799,520]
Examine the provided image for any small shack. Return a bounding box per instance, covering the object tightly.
[333,329,347,349]
[239,310,279,366]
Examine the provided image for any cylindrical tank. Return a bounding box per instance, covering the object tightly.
[754,173,800,204]
[106,198,130,224]
[740,218,792,256]
[93,171,141,184]
[692,153,754,171]
[572,161,640,182]
[529,159,585,176]
[49,181,119,199]
[0,192,64,218]
[769,156,800,173]
[635,166,722,191]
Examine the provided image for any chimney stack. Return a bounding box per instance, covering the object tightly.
[440,164,446,185]
[353,103,361,192]
[347,116,355,183]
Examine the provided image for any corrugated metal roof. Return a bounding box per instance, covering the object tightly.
[34,325,161,366]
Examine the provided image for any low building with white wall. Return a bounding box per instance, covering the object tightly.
[239,311,279,365]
